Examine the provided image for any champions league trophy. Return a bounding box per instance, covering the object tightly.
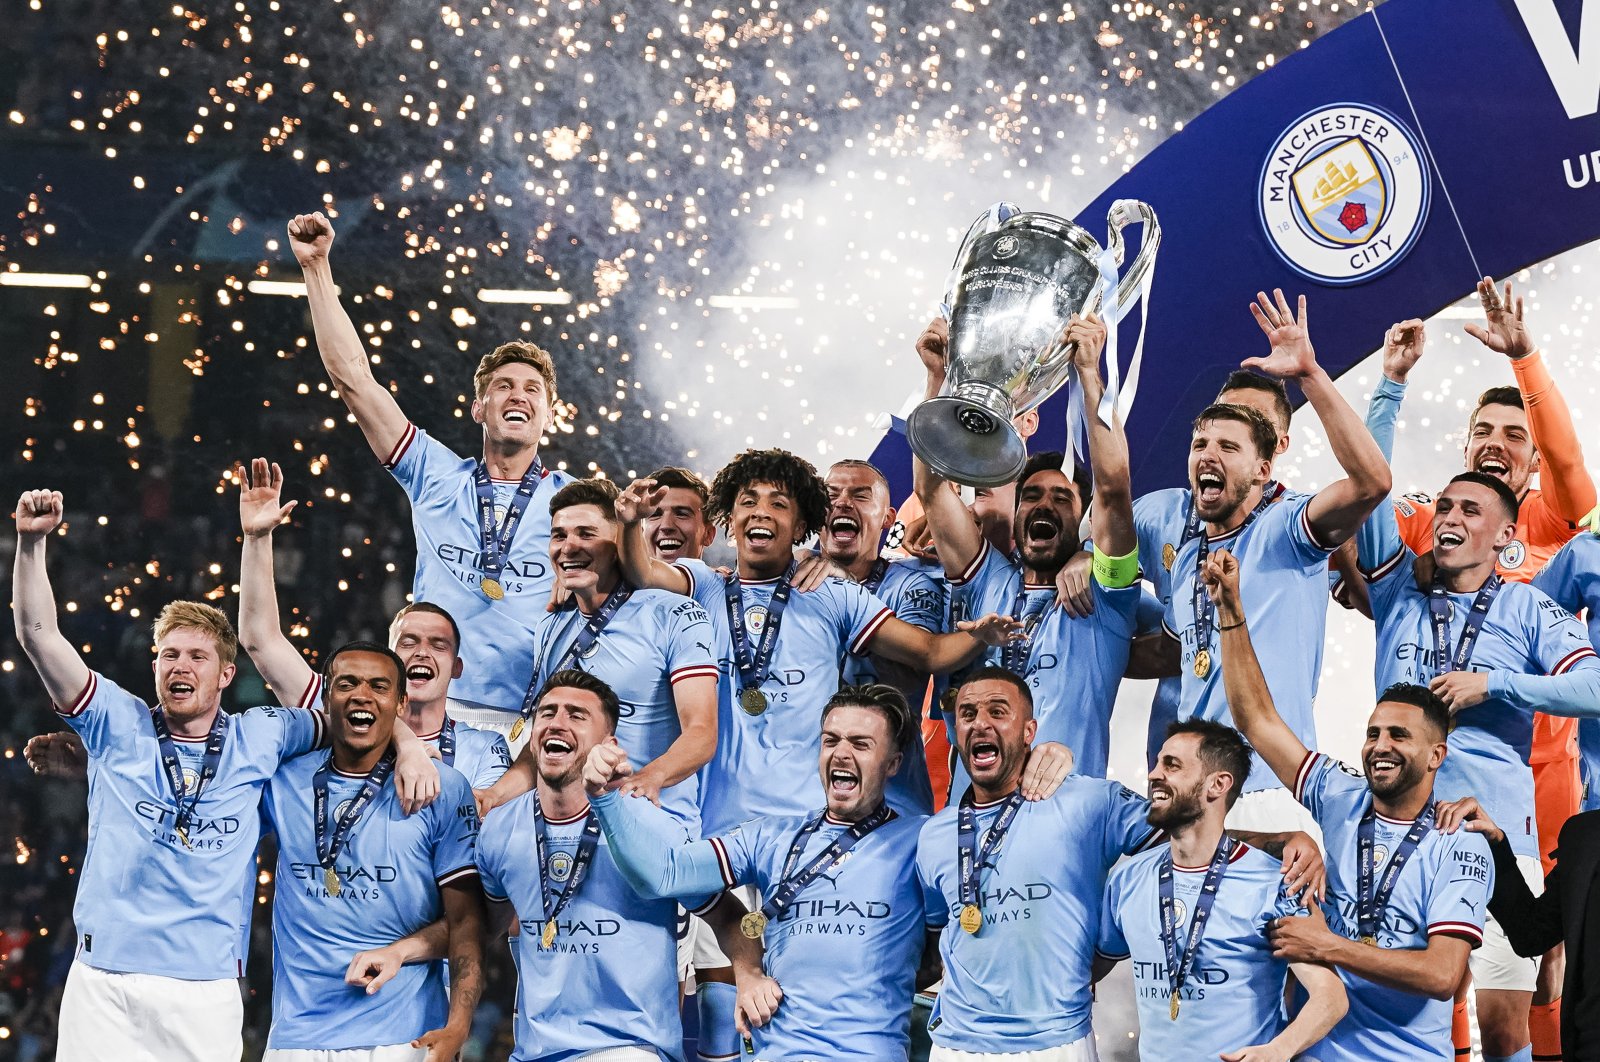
[906,201,1161,487]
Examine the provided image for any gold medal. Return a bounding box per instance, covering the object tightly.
[176,824,192,850]
[959,903,983,935]
[481,577,505,601]
[324,866,342,897]
[740,912,768,940]
[1169,993,1180,1021]
[1161,543,1176,571]
[1360,934,1378,946]
[1193,648,1211,679]
[740,688,768,716]
[508,716,525,743]
[541,919,557,949]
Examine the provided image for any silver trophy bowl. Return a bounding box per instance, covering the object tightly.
[907,201,1160,487]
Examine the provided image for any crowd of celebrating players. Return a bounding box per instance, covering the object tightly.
[11,208,1600,1062]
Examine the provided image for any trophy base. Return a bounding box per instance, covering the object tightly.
[906,396,1027,488]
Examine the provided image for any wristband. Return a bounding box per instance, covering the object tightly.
[1091,544,1139,589]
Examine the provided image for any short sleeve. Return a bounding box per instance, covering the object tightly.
[475,734,513,789]
[837,581,895,657]
[922,865,949,929]
[662,598,720,686]
[1268,876,1308,928]
[1426,833,1493,947]
[384,424,465,507]
[1527,590,1600,676]
[890,566,947,633]
[673,558,728,615]
[1532,546,1583,613]
[431,770,481,886]
[1283,494,1338,561]
[56,672,146,757]
[1292,751,1366,822]
[1101,781,1159,862]
[1096,869,1130,960]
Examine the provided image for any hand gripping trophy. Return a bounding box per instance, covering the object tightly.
[907,200,1161,486]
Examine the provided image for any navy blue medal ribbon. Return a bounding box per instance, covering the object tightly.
[516,581,636,735]
[956,787,1025,934]
[1189,480,1281,676]
[1428,573,1502,679]
[726,564,795,713]
[532,790,601,948]
[437,718,456,768]
[150,706,227,850]
[1158,835,1236,1020]
[1356,802,1435,944]
[472,456,543,599]
[743,804,896,939]
[313,748,397,897]
[863,558,890,596]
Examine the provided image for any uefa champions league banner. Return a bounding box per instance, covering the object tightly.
[873,0,1600,496]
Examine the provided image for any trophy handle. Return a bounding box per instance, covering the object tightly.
[1105,199,1161,320]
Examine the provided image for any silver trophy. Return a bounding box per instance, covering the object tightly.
[907,201,1161,487]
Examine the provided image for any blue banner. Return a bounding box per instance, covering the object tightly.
[873,0,1600,496]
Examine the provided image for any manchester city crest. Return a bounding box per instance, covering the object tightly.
[547,850,575,882]
[181,767,201,795]
[746,604,768,637]
[1499,539,1527,570]
[1258,104,1430,286]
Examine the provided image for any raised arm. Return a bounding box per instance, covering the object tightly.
[1069,314,1135,561]
[1365,319,1426,464]
[1466,276,1597,522]
[585,741,728,902]
[237,459,317,706]
[615,479,693,595]
[287,212,410,461]
[1206,549,1311,788]
[867,612,1021,675]
[909,317,986,578]
[1244,291,1390,548]
[12,491,91,708]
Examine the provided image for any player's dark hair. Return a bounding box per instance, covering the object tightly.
[1164,719,1253,808]
[954,666,1034,714]
[823,683,916,752]
[707,448,829,543]
[1447,471,1521,524]
[828,459,892,497]
[648,466,711,508]
[1192,402,1278,461]
[549,477,621,518]
[1377,682,1453,739]
[1471,385,1526,425]
[536,669,622,731]
[1216,371,1292,435]
[1015,450,1093,511]
[389,602,462,652]
[321,640,407,696]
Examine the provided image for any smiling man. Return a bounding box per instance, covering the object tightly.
[260,641,484,1062]
[1356,469,1600,1059]
[289,211,573,733]
[643,466,718,564]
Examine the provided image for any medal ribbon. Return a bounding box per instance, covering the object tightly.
[726,565,795,697]
[313,749,397,874]
[1356,802,1435,943]
[517,581,637,726]
[1189,482,1282,664]
[863,558,890,596]
[757,804,896,926]
[1158,835,1236,1012]
[150,706,227,843]
[437,718,456,769]
[472,457,544,589]
[532,791,601,929]
[957,787,1025,912]
[1429,573,1502,679]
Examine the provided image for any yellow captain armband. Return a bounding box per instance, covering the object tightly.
[1091,544,1139,589]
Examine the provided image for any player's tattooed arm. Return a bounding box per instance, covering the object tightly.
[1228,830,1326,903]
[12,490,92,710]
[344,920,448,994]
[287,211,411,462]
[412,879,486,1061]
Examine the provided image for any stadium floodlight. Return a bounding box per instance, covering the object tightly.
[247,279,310,297]
[707,295,800,310]
[0,271,93,289]
[477,288,573,305]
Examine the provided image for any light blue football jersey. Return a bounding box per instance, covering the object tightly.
[674,560,893,834]
[1293,752,1491,1062]
[385,422,573,709]
[261,753,480,1050]
[428,716,511,789]
[915,778,1161,1051]
[477,791,689,1062]
[1533,535,1600,811]
[530,588,719,830]
[1098,843,1306,1061]
[1163,494,1334,792]
[56,672,322,980]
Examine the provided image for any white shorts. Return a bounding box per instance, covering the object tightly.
[446,701,527,756]
[679,913,727,985]
[929,1035,1099,1062]
[570,1049,660,1062]
[1470,853,1544,993]
[57,960,242,1062]
[1224,786,1323,844]
[263,1048,426,1062]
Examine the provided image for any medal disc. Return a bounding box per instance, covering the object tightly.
[1161,543,1176,571]
[740,688,768,716]
[176,825,192,850]
[324,867,341,897]
[1169,994,1180,1021]
[508,716,525,743]
[1360,934,1378,946]
[959,903,983,935]
[1193,649,1211,679]
[541,919,557,949]
[481,577,505,601]
[740,912,768,940]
